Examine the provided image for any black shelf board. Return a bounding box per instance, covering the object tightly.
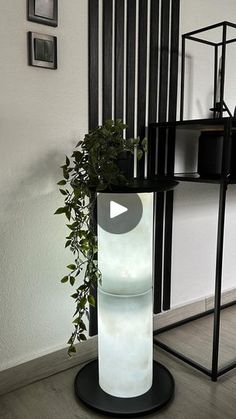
[229,177,236,184]
[91,178,179,194]
[156,173,236,184]
[173,173,223,184]
[149,117,236,130]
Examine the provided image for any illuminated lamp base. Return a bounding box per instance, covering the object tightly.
[74,359,174,417]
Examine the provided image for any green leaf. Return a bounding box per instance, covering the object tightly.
[59,189,67,196]
[68,345,76,355]
[88,295,95,307]
[70,276,75,286]
[79,322,87,331]
[73,317,81,324]
[67,264,76,270]
[67,223,78,231]
[71,293,78,299]
[65,210,71,221]
[141,136,148,151]
[66,232,74,240]
[79,334,87,341]
[65,240,71,248]
[63,168,69,180]
[66,156,70,166]
[61,276,68,283]
[78,284,87,291]
[57,180,66,186]
[79,296,87,308]
[137,149,143,160]
[54,207,67,215]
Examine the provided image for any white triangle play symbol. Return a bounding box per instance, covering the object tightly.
[110,201,128,219]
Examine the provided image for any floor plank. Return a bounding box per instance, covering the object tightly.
[0,307,236,418]
[155,305,236,369]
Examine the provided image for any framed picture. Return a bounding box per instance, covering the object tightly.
[27,0,58,27]
[28,32,57,69]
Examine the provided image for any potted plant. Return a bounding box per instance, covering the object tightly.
[55,119,145,355]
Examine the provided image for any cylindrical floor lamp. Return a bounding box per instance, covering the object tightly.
[75,180,177,416]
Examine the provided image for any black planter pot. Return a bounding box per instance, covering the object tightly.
[197,129,236,176]
[116,151,134,179]
[231,132,236,175]
[197,130,224,176]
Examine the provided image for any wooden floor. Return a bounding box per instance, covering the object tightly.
[0,306,236,419]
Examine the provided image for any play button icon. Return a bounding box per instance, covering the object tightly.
[97,193,143,234]
[110,201,128,219]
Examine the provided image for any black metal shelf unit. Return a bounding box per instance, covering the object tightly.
[180,21,236,120]
[149,116,236,381]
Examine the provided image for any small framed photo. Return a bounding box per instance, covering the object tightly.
[28,32,57,69]
[28,0,58,27]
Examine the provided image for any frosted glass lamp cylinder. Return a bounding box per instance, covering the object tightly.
[98,288,153,397]
[98,193,153,294]
[98,192,153,398]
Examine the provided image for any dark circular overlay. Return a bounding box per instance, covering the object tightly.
[97,193,143,234]
[74,359,175,417]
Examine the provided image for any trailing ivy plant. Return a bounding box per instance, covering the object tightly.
[55,119,145,355]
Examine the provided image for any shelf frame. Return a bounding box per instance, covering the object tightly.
[153,300,236,381]
[180,22,236,120]
[149,116,236,381]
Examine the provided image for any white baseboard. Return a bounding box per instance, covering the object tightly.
[0,336,98,396]
[0,288,235,396]
[153,287,236,331]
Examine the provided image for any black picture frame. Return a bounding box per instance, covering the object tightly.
[27,0,58,27]
[28,32,57,70]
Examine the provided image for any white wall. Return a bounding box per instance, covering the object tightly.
[0,0,88,371]
[1,0,236,372]
[171,0,236,307]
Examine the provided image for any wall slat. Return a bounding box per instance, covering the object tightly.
[103,0,113,122]
[148,0,159,124]
[148,0,160,311]
[114,0,125,120]
[153,192,165,313]
[163,0,180,311]
[126,0,136,138]
[153,0,171,314]
[88,0,99,337]
[137,0,148,137]
[168,0,180,124]
[137,0,148,178]
[88,0,99,130]
[158,0,170,123]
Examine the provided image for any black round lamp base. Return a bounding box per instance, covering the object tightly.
[74,360,175,417]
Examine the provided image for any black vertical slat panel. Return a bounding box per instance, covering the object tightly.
[103,0,113,122]
[153,0,170,314]
[137,0,148,178]
[148,125,157,178]
[88,0,99,130]
[126,0,136,138]
[137,0,148,134]
[180,36,185,121]
[213,46,218,118]
[89,0,99,337]
[158,0,170,123]
[168,0,180,124]
[114,0,125,120]
[148,0,159,125]
[163,190,174,309]
[153,190,165,314]
[163,0,180,311]
[148,2,159,302]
